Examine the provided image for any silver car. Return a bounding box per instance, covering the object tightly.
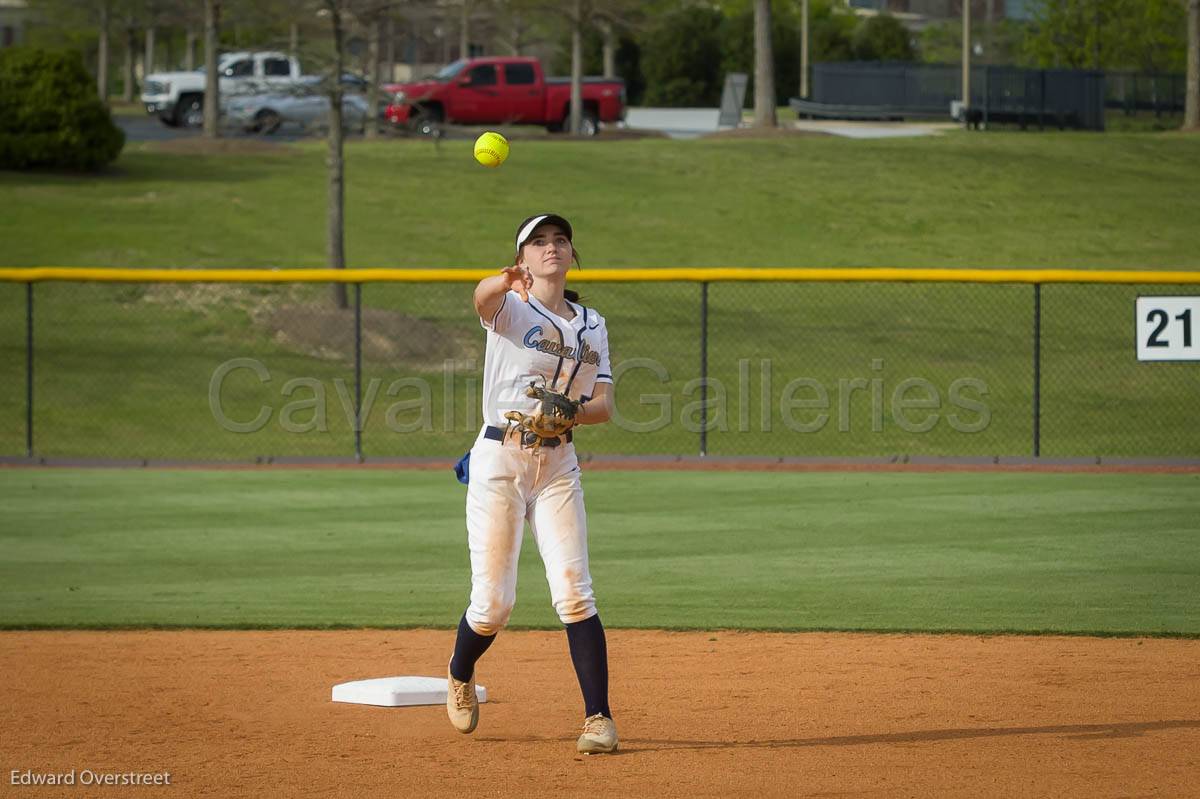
[223,88,373,134]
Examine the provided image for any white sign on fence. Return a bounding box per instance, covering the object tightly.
[1136,297,1198,362]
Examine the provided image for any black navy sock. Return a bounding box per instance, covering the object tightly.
[565,613,611,719]
[449,612,496,683]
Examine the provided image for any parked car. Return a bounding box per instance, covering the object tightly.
[223,88,372,134]
[141,51,305,128]
[383,56,625,136]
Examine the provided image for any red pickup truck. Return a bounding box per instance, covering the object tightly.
[384,56,625,136]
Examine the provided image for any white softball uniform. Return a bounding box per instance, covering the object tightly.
[463,290,612,636]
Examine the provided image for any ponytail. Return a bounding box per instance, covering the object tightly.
[566,249,582,303]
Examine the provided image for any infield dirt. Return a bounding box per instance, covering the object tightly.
[2,630,1197,798]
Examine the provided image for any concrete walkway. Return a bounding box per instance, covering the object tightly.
[623,107,957,140]
[790,119,957,139]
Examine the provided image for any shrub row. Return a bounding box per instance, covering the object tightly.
[0,47,124,171]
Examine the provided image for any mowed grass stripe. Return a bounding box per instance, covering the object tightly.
[0,469,1196,635]
[1,134,1199,270]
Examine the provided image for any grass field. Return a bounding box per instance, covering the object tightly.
[2,114,1197,799]
[2,133,1198,460]
[1,468,1197,635]
[3,133,1200,269]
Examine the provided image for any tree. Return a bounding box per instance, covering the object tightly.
[641,5,723,107]
[202,0,219,137]
[321,0,349,309]
[167,0,206,69]
[506,0,644,134]
[98,0,111,100]
[122,9,136,100]
[568,0,585,133]
[1109,0,1188,73]
[354,1,397,141]
[549,20,645,104]
[1188,0,1199,129]
[364,11,380,139]
[810,0,856,62]
[1025,0,1109,68]
[851,13,914,62]
[459,0,471,59]
[720,1,800,108]
[143,0,160,75]
[309,0,395,305]
[753,0,776,126]
[25,0,124,100]
[799,0,808,97]
[491,0,542,56]
[920,17,1032,66]
[154,0,206,71]
[1025,0,1186,73]
[587,1,648,105]
[919,19,960,64]
[596,15,615,76]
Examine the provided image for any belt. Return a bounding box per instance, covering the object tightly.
[485,425,572,448]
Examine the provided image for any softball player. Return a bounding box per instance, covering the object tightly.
[446,213,618,754]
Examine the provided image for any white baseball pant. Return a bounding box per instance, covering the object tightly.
[463,428,596,636]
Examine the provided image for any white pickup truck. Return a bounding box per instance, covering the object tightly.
[141,51,304,128]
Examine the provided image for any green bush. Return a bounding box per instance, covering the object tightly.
[0,47,124,171]
[811,0,858,62]
[851,14,916,62]
[641,6,724,107]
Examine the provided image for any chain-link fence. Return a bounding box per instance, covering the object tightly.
[2,270,1197,462]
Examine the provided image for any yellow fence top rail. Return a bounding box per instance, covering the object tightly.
[0,267,1198,285]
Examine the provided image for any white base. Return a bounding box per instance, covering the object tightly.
[331,676,488,707]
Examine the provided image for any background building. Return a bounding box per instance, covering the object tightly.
[847,0,1034,26]
[0,0,31,49]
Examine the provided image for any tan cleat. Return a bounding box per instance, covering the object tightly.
[576,713,618,754]
[446,662,479,734]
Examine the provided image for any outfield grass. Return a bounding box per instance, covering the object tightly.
[1,134,1198,460]
[1,469,1196,634]
[3,133,1199,269]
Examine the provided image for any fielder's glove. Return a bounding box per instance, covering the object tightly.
[504,383,583,446]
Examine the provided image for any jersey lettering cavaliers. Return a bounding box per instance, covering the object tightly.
[479,290,613,429]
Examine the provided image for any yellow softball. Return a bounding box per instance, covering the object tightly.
[473,131,509,168]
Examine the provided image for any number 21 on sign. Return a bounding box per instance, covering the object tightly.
[1136,297,1198,362]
